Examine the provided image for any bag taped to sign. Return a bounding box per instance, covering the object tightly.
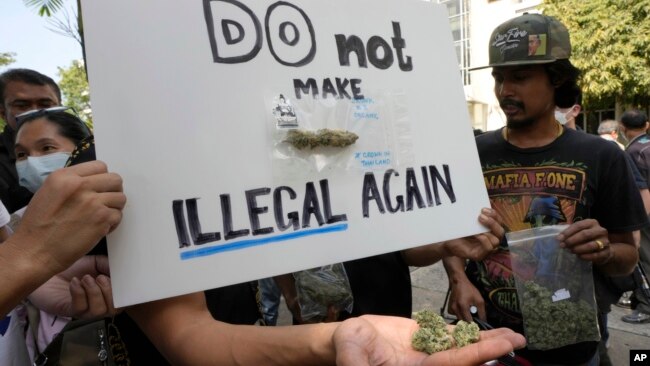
[267,90,413,179]
[293,263,354,322]
[507,225,600,350]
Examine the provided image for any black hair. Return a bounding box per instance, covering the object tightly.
[0,68,62,104]
[17,111,90,146]
[621,109,649,129]
[544,59,581,108]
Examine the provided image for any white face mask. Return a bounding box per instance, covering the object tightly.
[16,152,71,193]
[554,110,569,125]
[555,105,576,125]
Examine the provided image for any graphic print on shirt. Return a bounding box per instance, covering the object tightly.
[476,161,587,324]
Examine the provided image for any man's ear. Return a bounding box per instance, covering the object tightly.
[551,75,567,88]
[573,104,582,114]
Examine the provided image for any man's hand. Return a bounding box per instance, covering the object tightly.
[334,315,526,366]
[448,279,485,322]
[557,219,638,275]
[13,161,125,273]
[557,219,611,263]
[29,255,119,319]
[444,208,504,261]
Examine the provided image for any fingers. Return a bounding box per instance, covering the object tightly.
[425,329,526,366]
[80,274,108,318]
[476,304,487,322]
[16,160,125,275]
[96,275,119,316]
[69,274,118,319]
[473,234,499,258]
[478,208,505,240]
[449,298,472,322]
[69,276,89,317]
[83,172,124,194]
[557,219,608,248]
[94,255,111,276]
[63,160,109,177]
[448,286,485,322]
[325,304,340,323]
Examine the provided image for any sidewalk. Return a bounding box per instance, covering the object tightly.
[277,261,650,365]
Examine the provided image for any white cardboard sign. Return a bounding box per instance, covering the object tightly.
[82,0,490,307]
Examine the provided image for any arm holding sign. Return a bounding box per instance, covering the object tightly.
[127,292,525,366]
[0,162,125,318]
[402,208,503,266]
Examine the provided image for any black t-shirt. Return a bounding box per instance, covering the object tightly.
[467,127,648,364]
[340,251,412,320]
[626,133,650,185]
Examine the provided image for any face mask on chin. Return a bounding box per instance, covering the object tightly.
[16,152,71,193]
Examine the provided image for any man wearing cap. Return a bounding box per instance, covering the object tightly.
[443,14,647,365]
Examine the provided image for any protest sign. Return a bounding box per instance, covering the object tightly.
[82,0,491,307]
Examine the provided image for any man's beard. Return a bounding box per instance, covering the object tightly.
[500,98,535,130]
[506,116,536,129]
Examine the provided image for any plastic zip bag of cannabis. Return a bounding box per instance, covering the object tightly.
[507,225,600,350]
[293,263,354,322]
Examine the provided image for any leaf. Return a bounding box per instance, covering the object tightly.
[23,0,65,17]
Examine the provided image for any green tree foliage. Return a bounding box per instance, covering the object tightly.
[23,0,65,17]
[0,52,16,67]
[542,0,650,112]
[58,60,92,127]
[0,53,14,129]
[24,0,86,76]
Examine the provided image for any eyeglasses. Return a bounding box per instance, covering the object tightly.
[15,106,92,138]
[15,106,76,129]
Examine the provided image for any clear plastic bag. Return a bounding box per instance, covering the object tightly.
[506,225,600,350]
[293,263,354,322]
[267,90,413,181]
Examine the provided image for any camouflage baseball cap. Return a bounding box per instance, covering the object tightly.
[471,13,571,70]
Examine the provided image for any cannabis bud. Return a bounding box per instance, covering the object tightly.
[520,281,599,350]
[293,264,353,322]
[285,129,359,149]
[411,309,480,354]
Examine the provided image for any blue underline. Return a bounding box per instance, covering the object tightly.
[180,223,349,260]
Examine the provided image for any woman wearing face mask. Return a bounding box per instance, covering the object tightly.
[13,109,168,364]
[11,108,102,361]
[14,108,90,199]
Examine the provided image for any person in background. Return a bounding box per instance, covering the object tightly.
[554,99,581,130]
[0,160,125,319]
[598,120,625,150]
[618,109,650,324]
[10,107,112,359]
[0,69,60,213]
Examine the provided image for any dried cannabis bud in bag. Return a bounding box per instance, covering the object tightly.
[519,281,600,349]
[293,264,354,322]
[411,309,480,354]
[285,129,359,149]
